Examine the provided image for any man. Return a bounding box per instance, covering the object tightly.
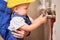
[0,0,30,40]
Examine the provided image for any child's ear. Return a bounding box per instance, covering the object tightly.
[13,7,18,13]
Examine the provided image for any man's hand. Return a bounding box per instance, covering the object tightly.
[0,35,4,40]
[11,29,30,38]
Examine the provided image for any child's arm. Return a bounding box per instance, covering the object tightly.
[8,14,47,31]
[19,14,47,31]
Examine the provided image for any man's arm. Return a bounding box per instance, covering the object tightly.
[0,35,4,40]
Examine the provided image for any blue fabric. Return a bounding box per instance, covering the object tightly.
[0,0,12,39]
[6,13,32,40]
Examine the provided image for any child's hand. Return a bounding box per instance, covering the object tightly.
[39,14,47,24]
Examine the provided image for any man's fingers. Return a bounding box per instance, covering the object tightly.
[13,34,24,38]
[13,30,25,35]
[12,32,24,38]
[12,30,30,38]
[12,32,23,36]
[13,35,24,38]
[13,29,18,33]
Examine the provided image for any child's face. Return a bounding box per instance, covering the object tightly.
[14,3,30,16]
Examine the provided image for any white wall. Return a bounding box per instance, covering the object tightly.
[53,0,60,40]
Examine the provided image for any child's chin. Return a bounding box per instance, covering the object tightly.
[23,13,27,15]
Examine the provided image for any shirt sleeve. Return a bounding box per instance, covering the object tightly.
[8,17,26,30]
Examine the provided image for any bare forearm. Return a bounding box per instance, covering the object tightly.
[20,15,46,31]
[27,16,43,31]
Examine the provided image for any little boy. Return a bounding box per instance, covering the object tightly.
[7,0,47,40]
